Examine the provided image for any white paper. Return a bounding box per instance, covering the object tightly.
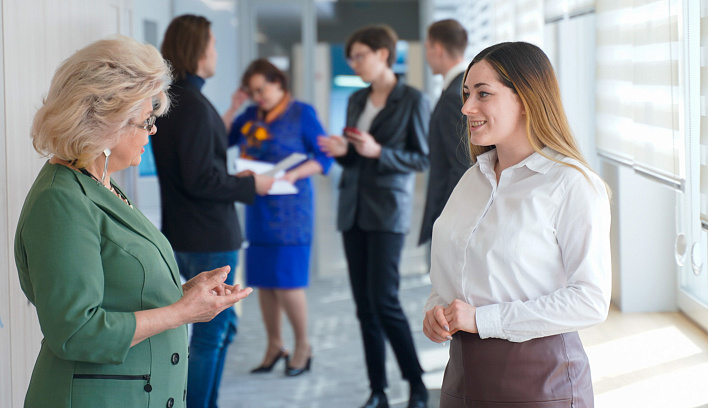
[269,180,299,195]
[226,145,240,175]
[231,153,308,195]
[233,158,279,176]
[263,153,308,177]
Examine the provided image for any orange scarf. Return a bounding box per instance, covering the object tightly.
[259,92,291,124]
[239,93,292,155]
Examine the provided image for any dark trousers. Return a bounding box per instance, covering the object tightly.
[342,225,424,391]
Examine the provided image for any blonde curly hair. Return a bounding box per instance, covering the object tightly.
[31,35,172,168]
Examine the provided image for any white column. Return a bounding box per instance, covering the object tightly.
[237,0,257,75]
[301,0,316,104]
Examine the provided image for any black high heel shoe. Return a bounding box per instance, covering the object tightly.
[250,348,289,374]
[284,349,312,377]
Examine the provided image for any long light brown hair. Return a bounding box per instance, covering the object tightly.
[161,14,211,81]
[463,42,593,179]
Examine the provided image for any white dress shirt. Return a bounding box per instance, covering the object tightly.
[424,147,611,342]
[356,98,383,133]
[441,61,468,91]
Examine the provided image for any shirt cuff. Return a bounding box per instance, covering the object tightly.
[475,303,506,340]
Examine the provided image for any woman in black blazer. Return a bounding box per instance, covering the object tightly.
[318,25,430,408]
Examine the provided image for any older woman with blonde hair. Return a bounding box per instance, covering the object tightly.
[15,35,252,408]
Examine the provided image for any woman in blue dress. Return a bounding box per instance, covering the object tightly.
[226,59,333,376]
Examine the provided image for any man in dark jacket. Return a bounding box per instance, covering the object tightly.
[153,15,273,408]
[419,19,471,247]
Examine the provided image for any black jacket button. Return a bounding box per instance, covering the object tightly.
[166,397,174,408]
[171,353,180,365]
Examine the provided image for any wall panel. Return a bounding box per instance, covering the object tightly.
[1,1,125,406]
[0,3,9,407]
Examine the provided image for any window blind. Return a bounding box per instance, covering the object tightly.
[430,0,543,59]
[461,0,493,59]
[545,0,596,21]
[699,0,708,220]
[515,0,544,44]
[491,0,544,45]
[596,0,682,182]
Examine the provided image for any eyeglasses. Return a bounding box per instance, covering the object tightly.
[347,50,373,65]
[133,114,157,133]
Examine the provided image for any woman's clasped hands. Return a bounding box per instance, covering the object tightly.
[423,299,478,343]
[178,266,253,324]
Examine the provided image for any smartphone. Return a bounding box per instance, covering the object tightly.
[343,126,361,136]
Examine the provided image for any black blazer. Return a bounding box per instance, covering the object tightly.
[337,78,430,234]
[419,73,471,244]
[152,78,256,252]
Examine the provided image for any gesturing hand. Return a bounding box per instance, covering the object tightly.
[317,135,348,158]
[178,266,253,324]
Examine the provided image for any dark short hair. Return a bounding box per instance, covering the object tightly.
[345,25,398,67]
[241,59,288,91]
[161,14,211,80]
[428,19,468,58]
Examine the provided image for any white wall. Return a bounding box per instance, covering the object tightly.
[0,1,130,406]
[555,13,598,172]
[173,0,240,113]
[133,0,172,48]
[132,0,172,224]
[603,161,678,312]
[544,12,680,313]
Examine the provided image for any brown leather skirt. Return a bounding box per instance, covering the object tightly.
[440,331,593,408]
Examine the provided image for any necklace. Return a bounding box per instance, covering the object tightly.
[79,168,133,208]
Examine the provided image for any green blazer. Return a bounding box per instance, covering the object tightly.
[15,162,188,408]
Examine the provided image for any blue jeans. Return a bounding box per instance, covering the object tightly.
[175,251,238,408]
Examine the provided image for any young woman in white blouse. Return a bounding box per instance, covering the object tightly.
[423,41,611,407]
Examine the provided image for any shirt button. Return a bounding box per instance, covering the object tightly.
[166,397,174,408]
[183,389,187,401]
[171,353,180,365]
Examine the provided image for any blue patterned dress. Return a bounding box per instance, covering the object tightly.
[229,101,333,288]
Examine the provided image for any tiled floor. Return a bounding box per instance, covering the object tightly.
[219,271,439,408]
[580,307,708,408]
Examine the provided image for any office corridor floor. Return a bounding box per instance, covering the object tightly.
[216,268,708,408]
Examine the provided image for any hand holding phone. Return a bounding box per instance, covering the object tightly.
[342,127,381,159]
[343,127,361,138]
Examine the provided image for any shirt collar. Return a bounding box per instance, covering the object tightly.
[442,61,468,91]
[525,146,560,174]
[185,73,206,91]
[477,146,559,176]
